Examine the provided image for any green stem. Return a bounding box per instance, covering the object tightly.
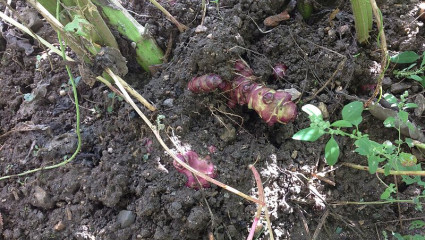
[343,162,425,176]
[92,0,164,72]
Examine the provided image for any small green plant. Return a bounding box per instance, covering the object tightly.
[391,51,425,88]
[106,92,123,113]
[383,220,425,240]
[293,91,424,199]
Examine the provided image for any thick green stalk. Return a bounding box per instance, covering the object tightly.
[350,0,373,43]
[92,0,164,72]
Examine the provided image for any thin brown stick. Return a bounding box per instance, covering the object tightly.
[304,59,346,102]
[148,0,188,32]
[312,210,329,240]
[297,206,312,240]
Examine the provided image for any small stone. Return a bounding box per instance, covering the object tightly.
[163,98,174,107]
[108,147,113,153]
[414,94,425,117]
[328,29,336,41]
[233,16,242,28]
[59,90,66,96]
[54,221,65,231]
[338,25,350,36]
[391,82,411,94]
[32,186,54,209]
[194,25,207,33]
[318,102,329,119]
[117,210,136,228]
[220,125,236,143]
[382,77,392,89]
[291,150,298,159]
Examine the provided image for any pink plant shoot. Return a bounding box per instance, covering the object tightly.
[173,151,216,189]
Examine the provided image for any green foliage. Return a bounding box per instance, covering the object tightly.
[383,221,425,240]
[293,92,424,199]
[391,51,425,88]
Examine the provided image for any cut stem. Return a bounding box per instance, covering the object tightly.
[92,0,164,72]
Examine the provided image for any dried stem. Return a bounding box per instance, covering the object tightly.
[365,0,388,107]
[343,162,425,176]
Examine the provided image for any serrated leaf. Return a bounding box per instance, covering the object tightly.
[292,127,324,142]
[383,117,395,127]
[390,51,420,63]
[399,152,417,167]
[398,110,408,123]
[330,120,353,128]
[409,74,423,81]
[409,220,425,230]
[383,93,398,104]
[325,136,340,166]
[367,155,383,174]
[380,183,396,200]
[301,104,323,119]
[342,101,364,126]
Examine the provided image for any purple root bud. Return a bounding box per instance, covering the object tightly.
[273,63,288,79]
[173,151,216,189]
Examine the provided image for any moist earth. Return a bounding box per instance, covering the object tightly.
[0,0,425,239]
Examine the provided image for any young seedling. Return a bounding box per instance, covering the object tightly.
[293,91,425,201]
[391,51,425,88]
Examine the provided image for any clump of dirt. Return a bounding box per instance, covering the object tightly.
[0,0,425,239]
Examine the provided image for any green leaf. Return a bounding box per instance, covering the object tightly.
[405,138,414,147]
[399,152,417,167]
[64,15,92,39]
[392,232,404,240]
[342,101,364,126]
[325,136,340,166]
[383,93,398,104]
[292,127,324,142]
[409,74,423,81]
[368,155,384,174]
[390,51,420,63]
[383,117,395,127]
[331,120,353,128]
[398,110,408,123]
[409,220,425,230]
[421,52,425,67]
[404,103,418,109]
[107,105,113,113]
[380,183,396,200]
[301,104,323,119]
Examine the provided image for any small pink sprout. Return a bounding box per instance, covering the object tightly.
[141,138,153,153]
[208,145,217,154]
[273,63,288,79]
[173,151,217,189]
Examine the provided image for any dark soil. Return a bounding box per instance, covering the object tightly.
[0,0,425,239]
